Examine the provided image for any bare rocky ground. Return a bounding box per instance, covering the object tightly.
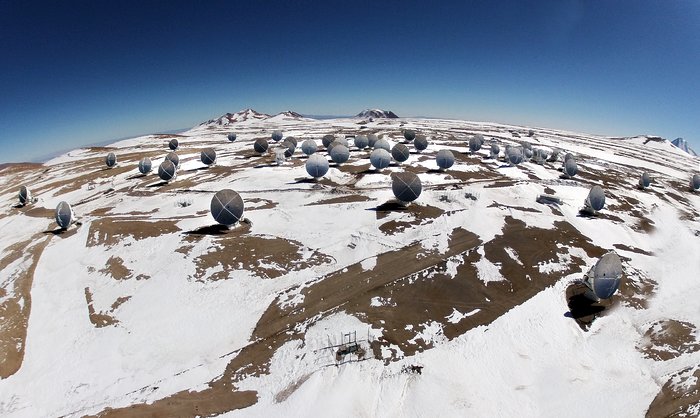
[0,113,698,417]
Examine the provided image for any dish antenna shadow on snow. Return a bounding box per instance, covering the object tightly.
[253,163,279,169]
[292,177,325,184]
[565,282,609,331]
[184,166,211,172]
[126,173,148,180]
[564,282,606,331]
[147,181,169,188]
[43,223,81,237]
[184,224,231,236]
[366,201,409,212]
[185,222,251,236]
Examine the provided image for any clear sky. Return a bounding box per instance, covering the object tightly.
[1,0,699,162]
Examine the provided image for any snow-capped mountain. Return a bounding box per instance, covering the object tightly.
[201,108,270,126]
[275,110,305,118]
[356,108,399,119]
[264,110,313,122]
[1,114,699,417]
[671,137,698,156]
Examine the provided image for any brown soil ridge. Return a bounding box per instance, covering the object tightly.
[638,320,699,361]
[646,366,700,418]
[0,234,53,379]
[92,228,480,417]
[352,216,607,358]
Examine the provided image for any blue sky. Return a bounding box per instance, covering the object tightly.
[1,0,699,162]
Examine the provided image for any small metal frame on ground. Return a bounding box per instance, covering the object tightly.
[317,329,372,366]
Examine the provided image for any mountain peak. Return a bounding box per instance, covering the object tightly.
[201,108,270,126]
[356,109,399,119]
[671,137,698,157]
[275,110,305,118]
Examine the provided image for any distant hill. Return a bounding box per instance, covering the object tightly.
[671,138,698,156]
[200,108,270,126]
[355,109,399,119]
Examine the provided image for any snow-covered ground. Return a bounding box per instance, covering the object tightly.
[0,110,698,417]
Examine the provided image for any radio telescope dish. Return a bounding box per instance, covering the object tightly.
[306,154,329,178]
[436,149,455,170]
[583,252,623,300]
[414,135,428,151]
[374,139,390,151]
[335,137,349,148]
[583,185,606,214]
[392,172,422,203]
[391,143,410,163]
[301,139,317,156]
[254,138,269,154]
[533,149,548,164]
[489,143,500,159]
[55,201,74,230]
[210,189,244,226]
[322,134,335,148]
[354,135,369,150]
[507,147,523,165]
[158,160,177,182]
[227,133,237,142]
[403,129,416,142]
[564,158,578,178]
[327,141,341,154]
[524,148,533,160]
[105,152,117,168]
[285,136,298,147]
[19,186,32,206]
[330,144,350,165]
[691,174,700,191]
[564,152,574,162]
[271,131,283,142]
[367,134,379,148]
[201,148,217,166]
[281,140,296,158]
[169,138,179,150]
[370,148,391,170]
[469,136,482,153]
[639,172,651,189]
[547,149,560,162]
[138,157,152,174]
[165,152,179,167]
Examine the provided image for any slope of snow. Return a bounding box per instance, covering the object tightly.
[0,112,698,417]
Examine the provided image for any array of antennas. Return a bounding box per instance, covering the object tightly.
[15,127,700,234]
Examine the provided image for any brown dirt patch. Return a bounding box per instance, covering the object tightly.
[245,197,278,211]
[86,219,181,248]
[92,384,258,418]
[616,267,657,310]
[307,194,372,206]
[613,243,654,256]
[187,232,334,281]
[646,366,700,418]
[0,234,52,378]
[17,206,55,219]
[375,202,444,234]
[84,287,119,328]
[638,320,699,361]
[99,256,133,280]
